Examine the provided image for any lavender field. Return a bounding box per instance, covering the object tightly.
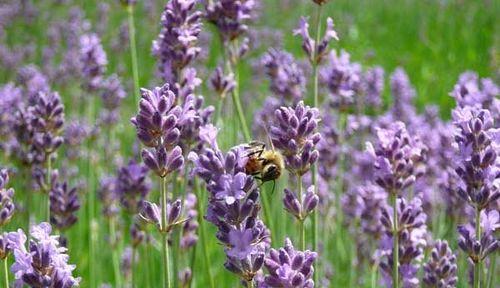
[0,0,499,287]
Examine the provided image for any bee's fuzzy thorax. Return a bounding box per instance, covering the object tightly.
[261,150,284,169]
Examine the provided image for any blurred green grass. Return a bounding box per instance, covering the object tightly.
[1,0,498,287]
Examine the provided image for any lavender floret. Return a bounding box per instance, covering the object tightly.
[49,180,80,231]
[7,222,80,287]
[0,169,15,227]
[270,101,321,176]
[423,240,458,288]
[262,238,317,287]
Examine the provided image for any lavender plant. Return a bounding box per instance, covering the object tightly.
[203,0,258,141]
[367,121,427,288]
[190,128,270,287]
[6,222,80,287]
[131,84,192,288]
[452,106,499,287]
[269,101,321,250]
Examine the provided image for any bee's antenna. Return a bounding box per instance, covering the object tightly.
[263,125,275,151]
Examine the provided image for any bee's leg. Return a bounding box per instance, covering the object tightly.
[271,180,276,195]
[254,176,265,187]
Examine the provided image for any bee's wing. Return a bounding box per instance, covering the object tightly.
[244,141,266,157]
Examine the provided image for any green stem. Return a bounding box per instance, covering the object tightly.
[297,175,305,250]
[230,65,251,142]
[145,243,152,288]
[131,246,137,288]
[173,164,190,288]
[225,41,250,142]
[312,6,323,106]
[162,233,171,288]
[86,93,96,287]
[215,95,225,125]
[486,253,496,288]
[474,206,481,288]
[127,5,140,104]
[110,218,122,288]
[260,185,273,236]
[88,159,96,287]
[391,193,399,288]
[371,262,379,288]
[311,4,323,284]
[335,113,347,262]
[3,257,8,288]
[194,178,214,288]
[247,280,254,288]
[187,236,197,288]
[161,177,171,288]
[46,155,52,222]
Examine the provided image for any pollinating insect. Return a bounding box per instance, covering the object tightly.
[244,141,284,192]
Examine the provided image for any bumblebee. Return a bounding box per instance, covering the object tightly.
[244,141,284,183]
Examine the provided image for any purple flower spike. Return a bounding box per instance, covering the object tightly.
[210,66,236,98]
[79,33,107,91]
[423,240,458,288]
[139,200,184,233]
[181,193,199,249]
[0,233,10,260]
[30,91,65,156]
[261,48,306,103]
[452,107,499,209]
[131,85,182,148]
[121,246,133,280]
[152,0,202,84]
[457,209,499,264]
[294,16,338,65]
[270,101,321,175]
[321,50,362,111]
[283,185,318,221]
[130,222,145,248]
[98,176,120,218]
[7,222,80,287]
[142,145,184,178]
[17,65,50,101]
[179,268,193,287]
[366,121,427,195]
[132,81,197,199]
[177,91,215,153]
[263,238,317,288]
[388,67,417,123]
[115,160,151,213]
[451,71,500,122]
[204,0,257,43]
[362,66,385,109]
[99,74,126,127]
[49,181,80,231]
[0,169,15,227]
